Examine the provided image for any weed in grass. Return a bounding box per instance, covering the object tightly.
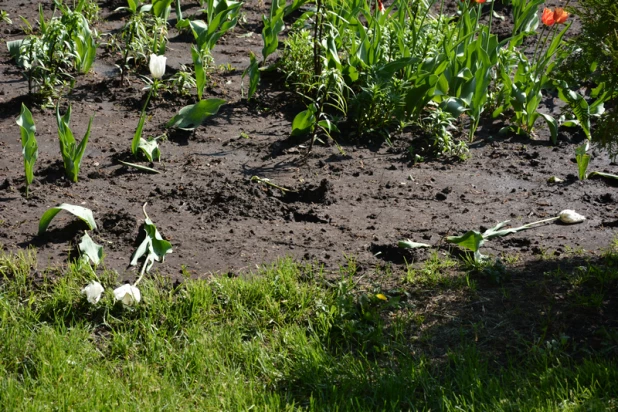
[405,251,462,288]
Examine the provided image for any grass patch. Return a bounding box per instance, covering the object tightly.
[0,249,617,410]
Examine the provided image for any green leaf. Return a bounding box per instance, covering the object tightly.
[79,231,103,266]
[16,104,38,195]
[440,97,468,118]
[152,0,173,19]
[38,204,97,235]
[132,111,147,155]
[291,105,316,136]
[446,230,484,254]
[557,86,591,140]
[191,46,205,101]
[7,39,23,60]
[588,171,618,181]
[537,112,558,145]
[242,51,259,100]
[56,103,93,182]
[398,240,432,249]
[482,220,533,239]
[118,160,160,173]
[575,143,590,181]
[166,99,226,130]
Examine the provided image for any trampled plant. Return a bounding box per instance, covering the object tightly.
[56,103,93,183]
[131,203,173,280]
[16,104,38,197]
[400,210,586,263]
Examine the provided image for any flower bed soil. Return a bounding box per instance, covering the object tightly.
[0,0,616,282]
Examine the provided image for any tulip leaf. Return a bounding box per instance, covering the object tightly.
[137,136,162,162]
[291,105,316,136]
[166,99,226,130]
[38,204,97,235]
[79,231,103,266]
[118,160,160,174]
[575,143,591,180]
[398,240,432,249]
[446,230,484,254]
[16,103,38,197]
[588,171,618,181]
[537,112,558,145]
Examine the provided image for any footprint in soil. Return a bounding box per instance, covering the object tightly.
[101,211,137,239]
[20,220,88,248]
[282,179,335,205]
[370,243,411,264]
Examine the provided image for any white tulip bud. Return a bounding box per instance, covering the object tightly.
[81,281,104,304]
[558,210,586,224]
[149,54,167,79]
[113,284,141,305]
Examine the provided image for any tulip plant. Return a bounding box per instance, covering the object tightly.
[131,54,166,162]
[56,103,94,183]
[16,104,38,197]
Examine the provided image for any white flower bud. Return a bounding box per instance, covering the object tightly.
[558,210,586,224]
[113,284,141,305]
[81,281,104,304]
[149,54,167,79]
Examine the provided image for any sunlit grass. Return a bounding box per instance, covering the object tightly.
[0,249,616,410]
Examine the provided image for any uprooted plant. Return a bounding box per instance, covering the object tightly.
[399,210,587,263]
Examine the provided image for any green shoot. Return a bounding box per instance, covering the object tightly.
[16,103,38,197]
[56,103,93,183]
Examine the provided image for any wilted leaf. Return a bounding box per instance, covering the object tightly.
[118,160,160,174]
[79,231,103,266]
[166,99,226,130]
[398,240,432,249]
[38,204,97,235]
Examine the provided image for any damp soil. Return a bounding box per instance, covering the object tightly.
[0,0,615,284]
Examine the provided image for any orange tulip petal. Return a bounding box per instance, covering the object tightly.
[554,8,569,24]
[541,8,555,26]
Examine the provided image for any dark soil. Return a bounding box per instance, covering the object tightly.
[0,0,615,285]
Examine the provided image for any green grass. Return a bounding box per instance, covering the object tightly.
[0,249,617,410]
